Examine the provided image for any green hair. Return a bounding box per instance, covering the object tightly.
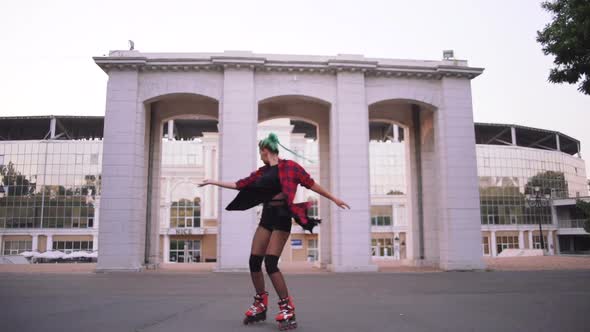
[259,132,316,164]
[258,133,280,154]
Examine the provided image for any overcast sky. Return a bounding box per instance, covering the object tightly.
[0,0,588,174]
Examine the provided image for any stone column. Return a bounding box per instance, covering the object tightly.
[46,234,53,252]
[163,234,170,263]
[434,77,485,270]
[0,234,3,255]
[528,231,534,249]
[329,71,376,272]
[318,118,332,269]
[93,200,100,229]
[92,234,98,251]
[201,133,217,219]
[216,68,257,271]
[167,120,174,140]
[393,232,401,260]
[490,231,497,257]
[96,68,148,272]
[518,231,525,249]
[547,230,554,255]
[32,235,38,252]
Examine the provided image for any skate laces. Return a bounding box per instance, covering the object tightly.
[278,297,293,314]
[250,293,267,312]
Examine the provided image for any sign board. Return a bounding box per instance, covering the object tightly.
[291,239,303,249]
[525,199,550,208]
[175,228,192,235]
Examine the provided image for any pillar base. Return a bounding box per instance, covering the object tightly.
[213,267,250,273]
[439,259,486,271]
[328,264,379,273]
[95,267,144,273]
[402,258,439,268]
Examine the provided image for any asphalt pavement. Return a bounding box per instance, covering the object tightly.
[1,270,589,332]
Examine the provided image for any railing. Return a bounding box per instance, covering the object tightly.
[558,219,587,228]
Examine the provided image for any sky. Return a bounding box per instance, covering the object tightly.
[0,0,588,174]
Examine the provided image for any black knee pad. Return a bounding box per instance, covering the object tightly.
[264,255,280,274]
[249,254,264,272]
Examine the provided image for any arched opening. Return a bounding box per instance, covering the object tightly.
[368,99,437,266]
[368,119,408,262]
[257,95,331,268]
[144,93,219,267]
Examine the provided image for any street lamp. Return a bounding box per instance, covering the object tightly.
[525,186,551,252]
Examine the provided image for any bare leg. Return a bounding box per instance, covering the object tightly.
[250,226,271,294]
[266,230,291,299]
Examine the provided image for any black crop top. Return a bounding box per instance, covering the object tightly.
[225,164,285,211]
[252,164,282,194]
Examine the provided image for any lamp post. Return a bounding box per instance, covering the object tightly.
[525,186,551,252]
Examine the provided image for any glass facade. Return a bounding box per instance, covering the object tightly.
[477,145,587,226]
[0,141,102,229]
[161,140,203,166]
[369,140,406,196]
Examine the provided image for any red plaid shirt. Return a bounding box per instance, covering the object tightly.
[235,158,317,230]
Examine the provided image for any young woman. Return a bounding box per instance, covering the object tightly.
[198,133,350,330]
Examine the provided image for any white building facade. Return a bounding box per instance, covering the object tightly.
[1,118,588,266]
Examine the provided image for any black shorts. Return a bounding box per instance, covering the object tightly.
[259,203,292,233]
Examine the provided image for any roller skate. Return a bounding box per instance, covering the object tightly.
[243,291,268,325]
[275,296,297,330]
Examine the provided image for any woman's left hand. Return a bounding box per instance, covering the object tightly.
[333,198,350,209]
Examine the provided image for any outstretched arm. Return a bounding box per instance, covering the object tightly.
[197,179,238,190]
[199,167,265,190]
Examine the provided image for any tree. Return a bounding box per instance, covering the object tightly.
[524,170,569,198]
[0,162,36,196]
[386,189,404,195]
[536,0,590,95]
[576,199,590,233]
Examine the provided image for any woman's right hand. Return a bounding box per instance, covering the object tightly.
[198,179,215,187]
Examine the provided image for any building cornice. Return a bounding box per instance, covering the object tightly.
[93,50,484,79]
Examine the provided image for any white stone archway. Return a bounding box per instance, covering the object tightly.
[94,50,484,272]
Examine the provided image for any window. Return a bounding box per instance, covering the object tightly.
[371,206,393,226]
[307,239,318,262]
[307,199,319,218]
[3,240,32,255]
[482,237,490,255]
[170,198,201,228]
[496,236,519,254]
[52,241,93,254]
[533,235,548,249]
[371,238,393,257]
[90,153,99,165]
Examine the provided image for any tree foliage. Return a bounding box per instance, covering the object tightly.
[0,162,36,196]
[577,199,590,233]
[537,0,590,95]
[524,170,569,198]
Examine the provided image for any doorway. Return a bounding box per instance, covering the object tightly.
[169,239,201,263]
